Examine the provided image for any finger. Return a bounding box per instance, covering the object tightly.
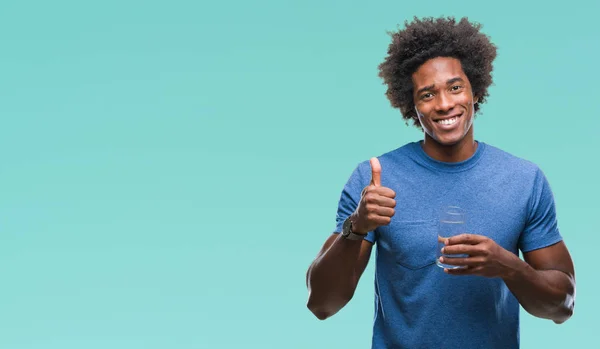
[439,256,484,267]
[369,206,395,218]
[444,265,483,276]
[446,234,486,246]
[365,194,396,208]
[441,244,482,256]
[371,186,396,199]
[370,157,381,187]
[366,214,393,226]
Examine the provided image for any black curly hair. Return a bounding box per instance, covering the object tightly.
[378,16,497,129]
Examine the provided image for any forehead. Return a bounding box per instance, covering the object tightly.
[412,57,468,88]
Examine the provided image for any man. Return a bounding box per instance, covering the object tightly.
[305,16,575,348]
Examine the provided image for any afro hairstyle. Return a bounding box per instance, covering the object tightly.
[378,16,497,128]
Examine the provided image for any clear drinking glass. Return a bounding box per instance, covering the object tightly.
[436,206,468,269]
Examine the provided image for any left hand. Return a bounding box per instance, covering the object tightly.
[439,234,517,278]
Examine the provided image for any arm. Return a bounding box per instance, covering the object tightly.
[440,236,576,324]
[306,233,373,320]
[307,157,395,320]
[504,169,576,323]
[442,168,574,323]
[502,241,575,324]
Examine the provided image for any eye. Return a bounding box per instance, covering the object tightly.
[421,92,433,100]
[450,85,463,92]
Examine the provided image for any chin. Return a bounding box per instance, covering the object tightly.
[433,133,466,146]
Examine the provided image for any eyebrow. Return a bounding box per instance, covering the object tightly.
[416,77,464,95]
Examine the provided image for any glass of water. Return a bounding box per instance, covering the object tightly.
[436,206,467,269]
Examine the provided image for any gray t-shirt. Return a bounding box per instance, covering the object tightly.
[333,140,562,348]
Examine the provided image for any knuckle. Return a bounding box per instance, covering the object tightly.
[363,193,372,202]
[366,193,377,203]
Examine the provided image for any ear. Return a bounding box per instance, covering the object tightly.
[473,96,479,104]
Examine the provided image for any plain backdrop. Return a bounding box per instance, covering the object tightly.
[0,0,598,348]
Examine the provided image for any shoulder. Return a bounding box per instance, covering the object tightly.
[481,142,542,178]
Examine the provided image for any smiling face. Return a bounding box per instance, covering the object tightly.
[412,57,479,149]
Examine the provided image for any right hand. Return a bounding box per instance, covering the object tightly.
[350,157,396,234]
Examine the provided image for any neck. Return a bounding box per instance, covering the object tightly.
[421,129,477,163]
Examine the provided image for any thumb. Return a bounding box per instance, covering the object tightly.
[370,157,381,187]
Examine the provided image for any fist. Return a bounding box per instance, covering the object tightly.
[351,157,396,234]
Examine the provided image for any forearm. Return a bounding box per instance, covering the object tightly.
[306,234,363,319]
[502,255,575,324]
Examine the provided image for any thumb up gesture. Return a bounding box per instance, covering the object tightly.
[350,158,397,234]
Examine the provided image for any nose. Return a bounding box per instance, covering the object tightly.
[434,91,456,113]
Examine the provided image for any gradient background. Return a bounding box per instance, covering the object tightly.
[0,0,598,348]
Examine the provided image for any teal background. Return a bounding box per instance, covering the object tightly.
[0,0,597,348]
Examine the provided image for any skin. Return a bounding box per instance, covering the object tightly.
[306,56,576,324]
[412,56,479,163]
[306,158,393,320]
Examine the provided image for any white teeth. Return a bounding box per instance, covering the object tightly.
[436,117,457,125]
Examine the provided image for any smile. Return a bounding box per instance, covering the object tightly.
[435,114,461,126]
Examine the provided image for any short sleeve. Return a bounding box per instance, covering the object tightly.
[333,162,376,243]
[518,168,563,252]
